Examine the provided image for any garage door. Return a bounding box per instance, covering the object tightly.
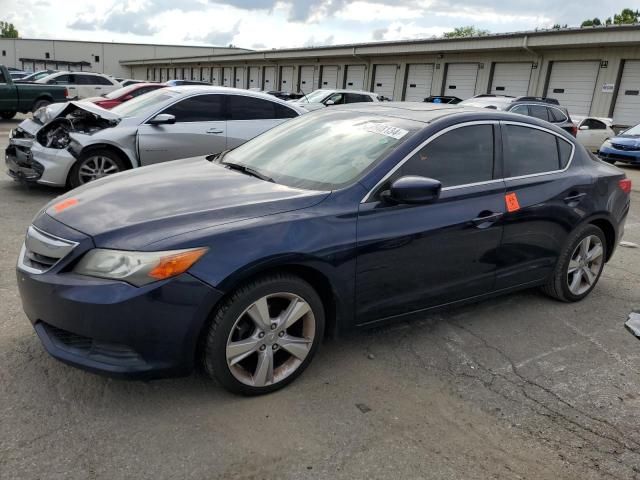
[248,67,260,89]
[263,66,276,89]
[345,65,365,90]
[404,64,434,102]
[444,63,479,99]
[320,66,338,89]
[373,64,397,99]
[299,66,316,93]
[547,61,599,117]
[613,60,640,126]
[234,67,246,88]
[211,67,221,86]
[490,62,532,96]
[280,66,294,92]
[222,67,232,87]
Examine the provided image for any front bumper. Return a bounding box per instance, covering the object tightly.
[5,139,76,187]
[16,216,223,379]
[598,146,640,164]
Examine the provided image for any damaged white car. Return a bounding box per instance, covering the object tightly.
[5,86,305,187]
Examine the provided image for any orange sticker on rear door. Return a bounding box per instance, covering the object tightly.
[505,192,520,212]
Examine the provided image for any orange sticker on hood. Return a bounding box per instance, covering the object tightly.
[52,197,78,213]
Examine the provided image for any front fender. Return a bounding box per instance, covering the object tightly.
[69,130,139,168]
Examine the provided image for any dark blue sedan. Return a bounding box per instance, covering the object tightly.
[16,104,631,395]
[598,123,640,165]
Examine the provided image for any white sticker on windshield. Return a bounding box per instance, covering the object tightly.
[363,123,409,140]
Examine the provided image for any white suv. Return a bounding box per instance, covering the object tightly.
[292,89,384,111]
[36,71,121,100]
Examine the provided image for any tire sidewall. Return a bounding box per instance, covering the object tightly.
[32,100,51,112]
[69,149,126,188]
[556,224,606,302]
[206,276,325,395]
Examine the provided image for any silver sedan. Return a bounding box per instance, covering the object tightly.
[5,86,307,187]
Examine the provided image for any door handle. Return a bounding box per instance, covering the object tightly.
[95,87,102,90]
[206,128,224,134]
[471,211,503,228]
[563,192,586,205]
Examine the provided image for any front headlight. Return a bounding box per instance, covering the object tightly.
[601,139,612,149]
[73,247,208,286]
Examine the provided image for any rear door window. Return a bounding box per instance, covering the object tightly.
[227,95,296,120]
[162,94,225,122]
[529,105,550,121]
[394,124,495,188]
[503,125,571,176]
[345,93,373,103]
[48,74,73,85]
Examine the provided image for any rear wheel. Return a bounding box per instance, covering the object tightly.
[203,274,325,395]
[0,111,16,120]
[31,99,51,112]
[69,149,127,188]
[542,224,606,302]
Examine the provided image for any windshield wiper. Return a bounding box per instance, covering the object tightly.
[222,161,275,183]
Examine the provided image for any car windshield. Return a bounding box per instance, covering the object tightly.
[104,85,142,99]
[111,89,178,117]
[299,89,332,103]
[623,124,640,136]
[220,110,421,190]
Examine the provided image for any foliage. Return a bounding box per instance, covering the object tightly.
[443,26,490,38]
[0,21,18,38]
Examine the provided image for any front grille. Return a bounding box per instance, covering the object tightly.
[41,322,147,367]
[18,226,78,274]
[611,143,640,152]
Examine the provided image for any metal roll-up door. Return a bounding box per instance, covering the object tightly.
[373,64,397,100]
[490,62,532,96]
[613,60,640,127]
[234,67,246,88]
[299,66,316,93]
[248,67,261,89]
[211,67,221,85]
[263,66,276,89]
[546,61,600,116]
[444,63,479,99]
[344,65,365,90]
[280,66,294,92]
[222,67,232,87]
[320,66,338,89]
[404,64,434,102]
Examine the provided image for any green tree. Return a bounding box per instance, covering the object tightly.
[443,26,490,38]
[581,18,602,27]
[552,23,568,29]
[613,8,639,24]
[0,21,18,38]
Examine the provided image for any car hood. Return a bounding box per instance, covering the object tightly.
[33,101,122,125]
[610,135,640,147]
[40,157,329,250]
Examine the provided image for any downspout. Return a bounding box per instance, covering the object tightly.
[522,35,543,96]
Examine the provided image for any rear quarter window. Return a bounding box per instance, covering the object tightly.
[504,125,571,177]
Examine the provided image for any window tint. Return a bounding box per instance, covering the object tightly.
[345,93,372,103]
[162,94,224,122]
[49,74,73,85]
[75,75,98,85]
[510,104,528,115]
[558,138,573,168]
[529,105,550,121]
[581,118,606,130]
[504,125,561,177]
[227,95,296,120]
[132,86,155,97]
[395,125,494,188]
[548,107,568,123]
[94,75,114,85]
[326,93,345,105]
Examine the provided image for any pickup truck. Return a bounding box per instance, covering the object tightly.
[0,65,68,120]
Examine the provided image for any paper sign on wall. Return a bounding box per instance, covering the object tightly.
[602,83,615,93]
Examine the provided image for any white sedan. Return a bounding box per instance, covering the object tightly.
[574,116,616,153]
[291,89,385,111]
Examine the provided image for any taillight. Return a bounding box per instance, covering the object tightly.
[64,88,69,98]
[619,178,631,194]
[570,125,578,137]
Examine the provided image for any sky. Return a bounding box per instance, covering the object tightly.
[1,0,634,50]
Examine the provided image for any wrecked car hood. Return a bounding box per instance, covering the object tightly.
[33,101,122,126]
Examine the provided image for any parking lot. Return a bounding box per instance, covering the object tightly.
[1,115,639,479]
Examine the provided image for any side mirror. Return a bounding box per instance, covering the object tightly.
[579,125,589,131]
[325,99,335,106]
[148,113,176,125]
[383,176,441,205]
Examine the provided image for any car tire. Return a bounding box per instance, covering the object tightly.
[0,111,16,120]
[69,149,127,188]
[203,273,325,395]
[31,99,51,112]
[542,224,607,302]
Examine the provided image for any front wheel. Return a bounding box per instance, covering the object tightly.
[31,99,51,112]
[542,224,606,302]
[69,149,127,188]
[204,274,325,395]
[0,111,16,120]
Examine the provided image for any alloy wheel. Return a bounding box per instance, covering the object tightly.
[78,155,120,184]
[567,234,604,296]
[225,293,315,387]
